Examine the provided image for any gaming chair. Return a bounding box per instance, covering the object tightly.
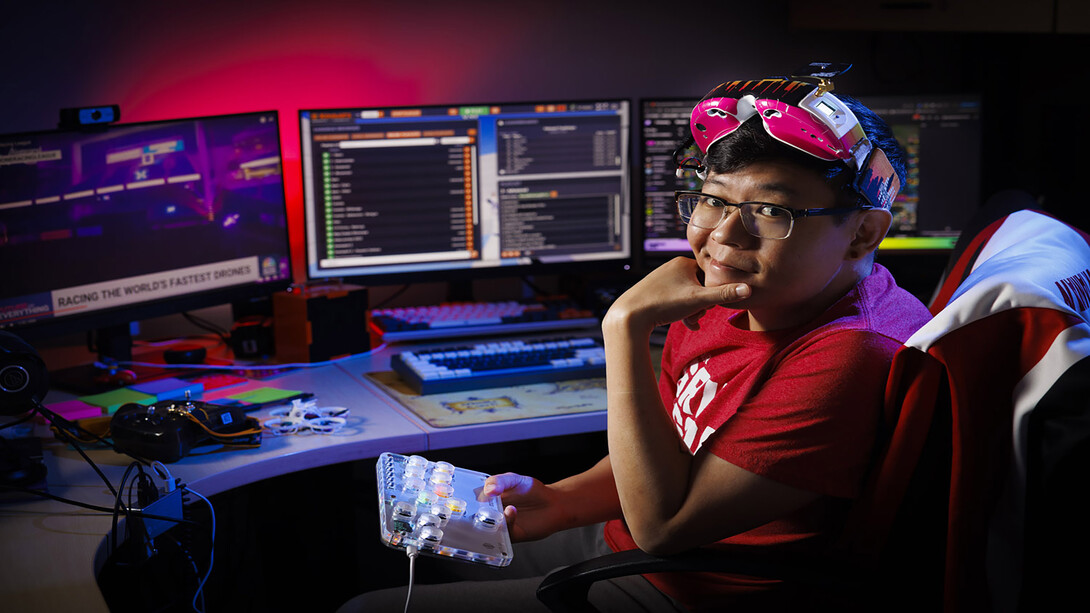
[536,194,1090,612]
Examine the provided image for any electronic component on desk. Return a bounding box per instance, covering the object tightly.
[390,336,606,395]
[376,452,513,567]
[110,396,263,463]
[371,298,599,342]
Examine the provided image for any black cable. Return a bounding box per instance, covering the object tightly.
[181,311,230,342]
[111,462,139,555]
[165,535,206,613]
[125,464,151,558]
[36,403,147,461]
[0,483,201,526]
[371,284,412,309]
[8,403,212,577]
[38,408,122,498]
[520,275,550,298]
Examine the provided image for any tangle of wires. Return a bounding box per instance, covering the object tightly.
[98,461,216,613]
[1,402,216,612]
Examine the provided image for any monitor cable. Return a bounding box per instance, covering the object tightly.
[180,311,231,344]
[371,284,412,310]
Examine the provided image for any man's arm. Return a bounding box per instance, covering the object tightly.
[602,257,819,555]
[482,455,621,542]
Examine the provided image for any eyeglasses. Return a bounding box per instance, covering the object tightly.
[675,190,862,240]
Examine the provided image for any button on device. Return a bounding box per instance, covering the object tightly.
[417,525,444,546]
[402,477,426,494]
[392,501,415,532]
[446,497,467,516]
[473,505,503,532]
[416,490,439,508]
[429,503,451,526]
[416,513,441,529]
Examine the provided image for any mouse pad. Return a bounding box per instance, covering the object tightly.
[364,371,607,427]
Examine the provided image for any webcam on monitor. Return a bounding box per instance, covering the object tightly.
[58,104,121,129]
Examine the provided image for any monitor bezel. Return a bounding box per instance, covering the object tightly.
[297,98,638,287]
[0,109,294,345]
[636,92,985,263]
[637,96,703,266]
[858,92,984,255]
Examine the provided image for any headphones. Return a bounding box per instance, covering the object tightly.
[0,331,50,416]
[674,62,901,211]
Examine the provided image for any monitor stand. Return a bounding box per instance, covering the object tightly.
[48,323,157,395]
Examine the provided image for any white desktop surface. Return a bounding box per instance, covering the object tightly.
[334,346,609,451]
[0,340,608,612]
[1,362,426,613]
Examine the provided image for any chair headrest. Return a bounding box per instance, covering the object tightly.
[910,210,1090,351]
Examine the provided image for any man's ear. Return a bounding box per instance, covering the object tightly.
[847,209,893,260]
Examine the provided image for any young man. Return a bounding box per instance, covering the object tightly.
[340,70,933,612]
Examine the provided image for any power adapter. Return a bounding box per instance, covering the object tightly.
[139,487,184,540]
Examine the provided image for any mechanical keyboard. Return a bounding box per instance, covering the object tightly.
[370,298,598,342]
[390,336,606,394]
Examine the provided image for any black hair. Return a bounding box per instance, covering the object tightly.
[703,94,907,209]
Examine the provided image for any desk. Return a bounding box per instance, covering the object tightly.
[0,342,608,613]
[336,339,608,451]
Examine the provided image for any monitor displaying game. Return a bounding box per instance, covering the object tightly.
[299,99,632,284]
[0,111,292,357]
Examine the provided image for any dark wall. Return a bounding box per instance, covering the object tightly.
[2,0,1086,268]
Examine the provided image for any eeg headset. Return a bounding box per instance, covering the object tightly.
[675,62,901,211]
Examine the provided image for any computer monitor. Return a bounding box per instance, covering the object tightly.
[860,94,983,251]
[0,111,293,388]
[639,98,702,259]
[638,93,984,260]
[299,99,632,286]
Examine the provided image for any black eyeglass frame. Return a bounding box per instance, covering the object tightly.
[674,190,872,239]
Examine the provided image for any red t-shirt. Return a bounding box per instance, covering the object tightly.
[603,265,932,610]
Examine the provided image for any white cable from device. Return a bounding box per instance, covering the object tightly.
[150,461,176,492]
[404,544,419,613]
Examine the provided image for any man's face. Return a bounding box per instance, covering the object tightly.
[687,159,862,331]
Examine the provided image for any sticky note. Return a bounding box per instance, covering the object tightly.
[130,378,204,400]
[186,373,249,391]
[226,387,303,405]
[41,398,103,422]
[79,388,156,414]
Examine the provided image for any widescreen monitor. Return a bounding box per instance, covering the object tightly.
[639,98,702,257]
[638,93,983,260]
[0,111,293,384]
[862,94,982,251]
[299,99,632,285]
